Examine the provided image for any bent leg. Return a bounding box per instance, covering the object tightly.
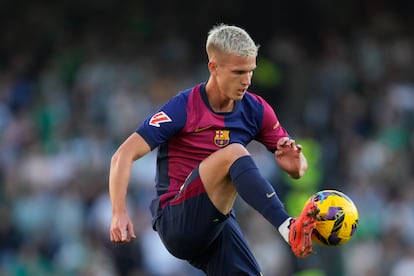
[199,143,249,214]
[199,143,290,229]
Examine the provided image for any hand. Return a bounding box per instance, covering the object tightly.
[110,212,136,243]
[275,137,307,179]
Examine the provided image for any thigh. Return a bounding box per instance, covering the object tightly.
[199,143,250,214]
[156,167,228,260]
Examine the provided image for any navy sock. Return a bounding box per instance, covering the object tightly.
[229,155,290,228]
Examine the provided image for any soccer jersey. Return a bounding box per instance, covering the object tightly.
[136,82,289,209]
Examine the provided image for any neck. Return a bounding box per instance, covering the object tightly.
[205,81,235,112]
[211,100,234,113]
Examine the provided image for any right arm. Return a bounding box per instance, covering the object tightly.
[109,91,188,242]
[109,132,151,243]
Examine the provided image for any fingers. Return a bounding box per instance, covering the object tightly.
[110,228,123,243]
[110,224,136,243]
[275,150,283,158]
[278,137,301,149]
[277,138,303,154]
[110,229,130,243]
[121,229,129,242]
[127,223,137,239]
[278,137,295,147]
[277,137,290,147]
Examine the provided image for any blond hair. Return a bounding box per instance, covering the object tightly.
[206,24,259,59]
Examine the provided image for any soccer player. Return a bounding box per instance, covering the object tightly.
[109,23,319,275]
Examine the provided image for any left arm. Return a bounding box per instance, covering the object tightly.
[250,94,308,178]
[274,137,308,179]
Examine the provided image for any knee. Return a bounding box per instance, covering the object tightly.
[223,143,250,161]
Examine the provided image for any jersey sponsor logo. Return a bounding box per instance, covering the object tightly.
[273,121,280,129]
[194,125,213,133]
[214,130,230,147]
[266,192,276,198]
[149,111,172,127]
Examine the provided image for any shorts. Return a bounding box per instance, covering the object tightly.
[151,166,263,275]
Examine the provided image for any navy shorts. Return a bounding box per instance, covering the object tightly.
[152,166,263,275]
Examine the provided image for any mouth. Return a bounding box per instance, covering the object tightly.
[237,90,246,97]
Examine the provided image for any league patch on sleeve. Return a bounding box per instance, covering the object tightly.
[149,111,172,127]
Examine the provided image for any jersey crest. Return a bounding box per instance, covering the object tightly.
[149,111,172,127]
[214,130,230,147]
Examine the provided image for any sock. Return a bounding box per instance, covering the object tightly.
[278,217,292,243]
[229,155,290,229]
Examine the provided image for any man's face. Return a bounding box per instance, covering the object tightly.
[210,52,256,100]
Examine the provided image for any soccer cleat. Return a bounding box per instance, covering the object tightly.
[289,200,320,258]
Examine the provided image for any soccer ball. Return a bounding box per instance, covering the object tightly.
[308,189,359,246]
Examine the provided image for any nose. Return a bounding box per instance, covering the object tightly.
[241,72,252,86]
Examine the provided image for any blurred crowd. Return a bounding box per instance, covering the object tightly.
[0,1,414,276]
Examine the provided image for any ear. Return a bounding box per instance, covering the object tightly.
[207,61,217,73]
[208,61,217,74]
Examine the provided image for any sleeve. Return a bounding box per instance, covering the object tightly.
[136,93,187,150]
[255,98,289,152]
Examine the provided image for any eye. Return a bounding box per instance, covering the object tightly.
[233,70,254,75]
[234,70,245,75]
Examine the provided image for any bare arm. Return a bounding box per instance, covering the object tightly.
[274,137,308,179]
[109,132,151,243]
